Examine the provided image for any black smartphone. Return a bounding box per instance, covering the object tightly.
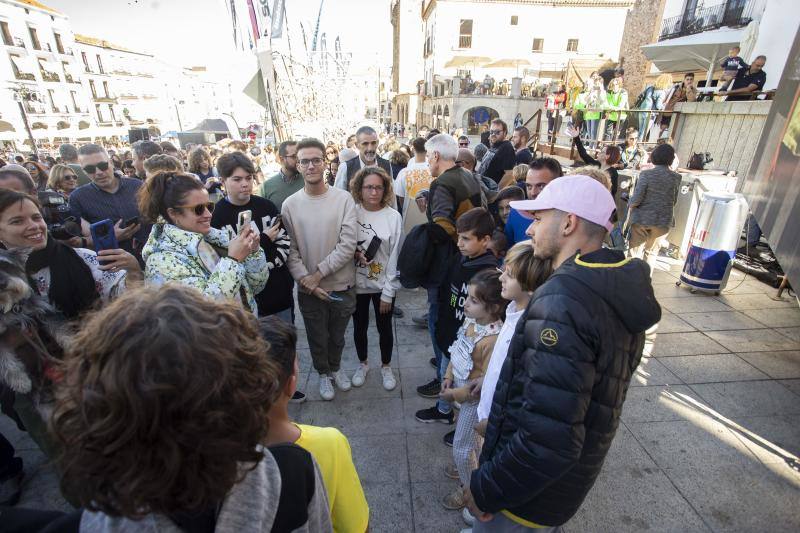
[121,216,139,229]
[363,235,382,263]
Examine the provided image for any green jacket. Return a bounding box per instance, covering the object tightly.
[605,90,629,122]
[256,171,304,211]
[142,223,268,314]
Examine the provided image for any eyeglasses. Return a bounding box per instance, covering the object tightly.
[82,161,110,174]
[175,202,215,216]
[362,185,385,192]
[298,157,324,167]
[63,174,78,180]
[459,142,469,147]
[489,129,504,136]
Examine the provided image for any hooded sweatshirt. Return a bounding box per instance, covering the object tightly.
[435,251,498,354]
[472,248,661,527]
[80,447,332,532]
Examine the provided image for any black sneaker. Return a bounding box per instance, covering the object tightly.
[443,430,454,447]
[415,405,454,424]
[416,378,441,398]
[429,357,437,369]
[412,313,429,328]
[290,390,306,404]
[393,307,404,318]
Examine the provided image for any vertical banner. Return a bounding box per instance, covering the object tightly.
[271,0,285,39]
[247,0,260,43]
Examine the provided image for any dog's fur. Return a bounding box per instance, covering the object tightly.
[0,248,65,395]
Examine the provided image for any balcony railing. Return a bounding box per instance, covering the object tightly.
[458,35,472,49]
[15,71,35,81]
[659,0,756,41]
[64,73,74,83]
[41,70,60,82]
[43,42,52,52]
[64,47,74,56]
[12,37,25,48]
[24,103,46,114]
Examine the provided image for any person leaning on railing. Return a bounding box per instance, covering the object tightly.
[603,78,628,141]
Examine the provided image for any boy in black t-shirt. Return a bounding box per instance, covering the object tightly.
[415,207,497,424]
[210,153,295,321]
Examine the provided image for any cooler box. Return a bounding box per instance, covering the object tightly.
[679,193,749,293]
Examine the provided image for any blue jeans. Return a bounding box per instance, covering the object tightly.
[426,287,451,414]
[585,119,599,147]
[427,287,444,379]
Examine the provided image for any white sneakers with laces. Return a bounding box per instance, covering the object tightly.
[332,369,352,391]
[319,375,334,401]
[351,364,368,387]
[381,366,397,391]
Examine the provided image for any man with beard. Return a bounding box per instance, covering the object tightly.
[257,140,302,211]
[334,126,392,192]
[476,119,517,184]
[466,175,661,531]
[131,140,162,180]
[511,126,533,165]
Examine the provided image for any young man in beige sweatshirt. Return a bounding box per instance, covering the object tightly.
[281,137,359,401]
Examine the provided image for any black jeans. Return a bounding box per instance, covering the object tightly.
[353,293,394,365]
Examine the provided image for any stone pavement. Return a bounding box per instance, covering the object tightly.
[5,259,800,532]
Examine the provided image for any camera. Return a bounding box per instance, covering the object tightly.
[37,190,81,241]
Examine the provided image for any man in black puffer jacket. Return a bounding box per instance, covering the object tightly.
[467,175,661,531]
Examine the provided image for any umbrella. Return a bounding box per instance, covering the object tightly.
[484,59,531,69]
[641,27,743,84]
[444,56,491,69]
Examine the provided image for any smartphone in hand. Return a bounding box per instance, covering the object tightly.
[237,210,252,234]
[90,219,118,264]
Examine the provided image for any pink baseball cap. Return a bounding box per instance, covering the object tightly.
[510,174,616,231]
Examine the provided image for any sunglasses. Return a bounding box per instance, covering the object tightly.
[459,142,469,146]
[63,174,78,180]
[176,202,215,216]
[82,161,110,174]
[489,129,504,136]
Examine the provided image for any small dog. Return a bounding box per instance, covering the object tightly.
[0,248,63,394]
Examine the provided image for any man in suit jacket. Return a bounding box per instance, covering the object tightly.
[334,126,391,192]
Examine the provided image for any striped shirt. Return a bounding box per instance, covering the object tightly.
[69,176,151,255]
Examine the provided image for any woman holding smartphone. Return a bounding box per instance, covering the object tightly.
[138,171,267,314]
[348,166,402,391]
[0,189,141,318]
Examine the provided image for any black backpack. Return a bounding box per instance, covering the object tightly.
[398,223,457,289]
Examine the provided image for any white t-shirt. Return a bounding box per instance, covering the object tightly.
[477,301,526,421]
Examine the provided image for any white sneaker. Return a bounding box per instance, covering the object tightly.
[351,364,368,387]
[319,375,335,401]
[462,507,475,526]
[381,366,397,391]
[333,369,352,391]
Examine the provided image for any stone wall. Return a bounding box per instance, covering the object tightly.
[672,100,772,187]
[618,0,667,97]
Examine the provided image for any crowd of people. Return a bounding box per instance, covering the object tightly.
[0,109,693,531]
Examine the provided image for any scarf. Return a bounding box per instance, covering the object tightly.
[26,237,99,319]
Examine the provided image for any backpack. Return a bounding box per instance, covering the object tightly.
[397,223,457,289]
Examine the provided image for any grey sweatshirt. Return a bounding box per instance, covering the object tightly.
[281,186,358,292]
[80,449,332,532]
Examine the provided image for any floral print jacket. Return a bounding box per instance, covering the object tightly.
[142,223,268,314]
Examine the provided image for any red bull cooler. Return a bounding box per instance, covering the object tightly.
[678,193,749,294]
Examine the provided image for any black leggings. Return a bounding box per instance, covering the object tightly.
[352,292,394,365]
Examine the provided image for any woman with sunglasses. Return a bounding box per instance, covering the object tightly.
[23,161,49,191]
[46,164,79,198]
[138,172,268,314]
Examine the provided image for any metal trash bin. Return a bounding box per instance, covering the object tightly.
[678,193,749,294]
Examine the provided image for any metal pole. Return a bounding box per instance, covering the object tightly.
[17,100,36,153]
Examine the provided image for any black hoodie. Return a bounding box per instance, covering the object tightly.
[471,248,661,527]
[434,251,498,354]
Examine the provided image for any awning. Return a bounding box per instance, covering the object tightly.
[641,27,744,73]
[444,56,491,69]
[189,119,231,134]
[0,120,15,133]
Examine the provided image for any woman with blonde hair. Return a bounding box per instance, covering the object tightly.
[635,73,673,141]
[47,163,80,197]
